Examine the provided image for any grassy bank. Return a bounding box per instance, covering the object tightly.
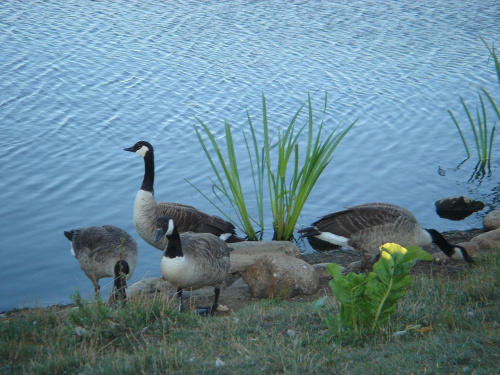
[1,252,499,374]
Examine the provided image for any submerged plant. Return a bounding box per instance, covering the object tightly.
[448,38,498,172]
[192,91,356,241]
[317,243,433,335]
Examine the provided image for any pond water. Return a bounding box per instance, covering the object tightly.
[1,0,499,312]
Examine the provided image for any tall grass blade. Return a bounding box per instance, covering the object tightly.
[449,39,498,165]
[192,91,355,241]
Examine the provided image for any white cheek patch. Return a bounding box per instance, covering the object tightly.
[70,245,76,258]
[136,145,149,157]
[166,219,175,236]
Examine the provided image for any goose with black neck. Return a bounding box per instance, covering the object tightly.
[124,140,244,251]
[154,216,231,315]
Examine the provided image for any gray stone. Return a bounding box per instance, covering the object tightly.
[434,196,485,220]
[242,254,319,299]
[128,277,171,297]
[469,228,500,252]
[312,262,346,278]
[229,241,300,274]
[483,210,500,231]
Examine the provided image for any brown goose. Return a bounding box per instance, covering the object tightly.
[299,202,474,264]
[154,216,231,315]
[124,140,244,251]
[63,225,138,302]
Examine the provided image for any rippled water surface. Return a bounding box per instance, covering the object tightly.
[1,1,499,311]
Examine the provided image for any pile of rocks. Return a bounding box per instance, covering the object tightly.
[127,208,500,312]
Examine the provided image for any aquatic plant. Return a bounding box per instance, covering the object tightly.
[192,91,355,241]
[448,38,498,171]
[264,92,356,240]
[190,115,265,241]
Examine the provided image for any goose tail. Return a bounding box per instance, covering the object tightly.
[221,234,247,243]
[298,226,321,238]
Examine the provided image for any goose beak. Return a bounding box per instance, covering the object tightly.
[124,146,135,152]
[63,230,74,241]
[153,228,164,243]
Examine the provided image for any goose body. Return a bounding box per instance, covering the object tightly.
[299,202,474,264]
[154,216,231,314]
[124,140,243,251]
[63,225,138,301]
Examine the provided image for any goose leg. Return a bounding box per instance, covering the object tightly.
[211,287,221,314]
[176,287,184,312]
[92,279,101,297]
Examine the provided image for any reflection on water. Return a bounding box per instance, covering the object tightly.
[0,0,499,311]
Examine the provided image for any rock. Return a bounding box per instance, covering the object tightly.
[483,210,500,231]
[74,326,91,337]
[229,241,300,274]
[469,228,500,252]
[128,277,172,297]
[224,278,252,303]
[456,242,480,256]
[312,263,332,278]
[242,254,319,299]
[434,196,485,220]
[312,262,347,278]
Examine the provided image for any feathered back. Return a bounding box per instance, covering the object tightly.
[181,232,231,262]
[313,203,425,250]
[71,225,137,261]
[160,202,236,236]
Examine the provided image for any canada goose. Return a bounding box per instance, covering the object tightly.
[299,202,474,265]
[124,140,244,251]
[63,225,138,302]
[154,216,231,315]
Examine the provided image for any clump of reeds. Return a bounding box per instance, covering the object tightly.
[448,38,499,172]
[192,91,356,241]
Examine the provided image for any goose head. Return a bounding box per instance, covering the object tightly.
[154,216,176,242]
[63,230,75,241]
[124,140,154,158]
[452,245,475,264]
[63,229,79,257]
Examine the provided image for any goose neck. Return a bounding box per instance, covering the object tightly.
[141,151,155,193]
[427,229,453,252]
[165,231,183,259]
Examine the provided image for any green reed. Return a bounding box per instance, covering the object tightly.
[264,92,356,240]
[449,38,498,166]
[192,91,355,241]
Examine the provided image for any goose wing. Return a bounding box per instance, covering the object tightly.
[156,202,236,236]
[181,233,231,260]
[313,202,417,238]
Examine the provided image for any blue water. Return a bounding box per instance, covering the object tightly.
[1,0,499,312]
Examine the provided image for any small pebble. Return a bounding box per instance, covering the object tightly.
[392,330,406,337]
[215,357,225,368]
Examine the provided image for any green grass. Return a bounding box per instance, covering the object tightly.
[1,252,499,374]
[191,91,356,241]
[449,38,498,170]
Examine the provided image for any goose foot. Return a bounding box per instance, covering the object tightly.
[195,305,217,316]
